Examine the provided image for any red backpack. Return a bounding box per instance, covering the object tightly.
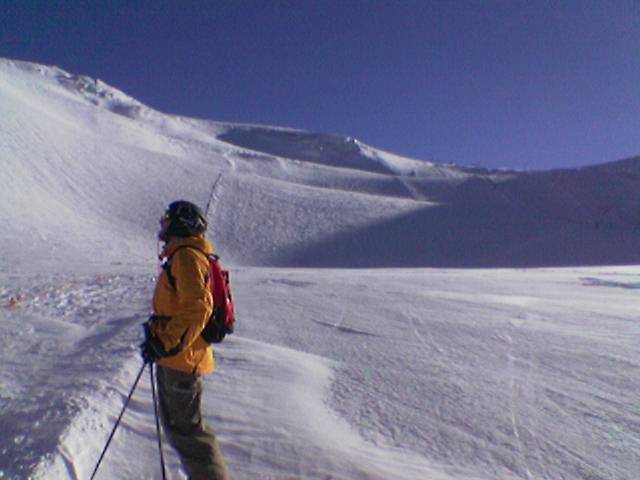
[164,248,236,344]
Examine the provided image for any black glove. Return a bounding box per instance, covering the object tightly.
[140,335,168,364]
[140,321,168,364]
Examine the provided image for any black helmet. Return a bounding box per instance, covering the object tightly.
[159,200,207,241]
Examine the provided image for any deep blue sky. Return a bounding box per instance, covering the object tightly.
[1,1,639,170]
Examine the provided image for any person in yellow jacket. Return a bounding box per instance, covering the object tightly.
[141,200,232,480]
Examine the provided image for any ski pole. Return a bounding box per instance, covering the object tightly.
[90,362,147,480]
[150,362,167,480]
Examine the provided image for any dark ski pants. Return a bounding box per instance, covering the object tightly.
[156,365,231,480]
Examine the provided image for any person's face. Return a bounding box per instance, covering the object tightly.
[158,212,172,242]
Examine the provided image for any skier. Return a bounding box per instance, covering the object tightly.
[140,200,232,480]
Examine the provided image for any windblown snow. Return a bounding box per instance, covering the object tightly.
[1,58,639,480]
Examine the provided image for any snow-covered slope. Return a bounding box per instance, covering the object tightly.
[1,59,639,480]
[3,267,639,480]
[2,58,639,273]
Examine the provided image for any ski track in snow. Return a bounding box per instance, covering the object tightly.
[503,331,534,480]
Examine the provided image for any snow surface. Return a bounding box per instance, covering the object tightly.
[1,58,639,479]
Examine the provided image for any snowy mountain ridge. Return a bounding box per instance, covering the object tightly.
[2,58,639,272]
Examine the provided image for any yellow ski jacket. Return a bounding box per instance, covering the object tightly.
[151,236,215,374]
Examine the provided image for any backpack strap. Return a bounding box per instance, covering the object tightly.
[161,246,227,344]
[163,245,210,289]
